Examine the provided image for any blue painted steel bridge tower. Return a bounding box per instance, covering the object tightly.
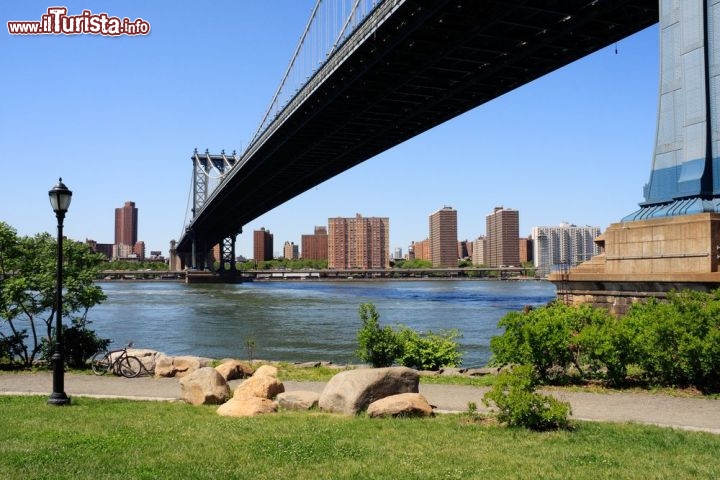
[625,0,720,221]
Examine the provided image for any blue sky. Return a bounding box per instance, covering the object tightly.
[0,1,659,258]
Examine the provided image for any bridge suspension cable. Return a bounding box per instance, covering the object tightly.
[250,0,384,144]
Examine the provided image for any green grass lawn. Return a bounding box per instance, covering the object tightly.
[1,396,718,479]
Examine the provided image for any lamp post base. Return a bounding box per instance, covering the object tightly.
[47,392,71,406]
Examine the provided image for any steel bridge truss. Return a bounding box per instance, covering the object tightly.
[188,149,240,272]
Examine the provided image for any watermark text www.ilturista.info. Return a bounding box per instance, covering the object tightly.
[7,7,150,36]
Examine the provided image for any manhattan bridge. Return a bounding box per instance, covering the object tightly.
[175,0,662,273]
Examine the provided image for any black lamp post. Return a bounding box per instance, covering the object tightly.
[47,178,72,406]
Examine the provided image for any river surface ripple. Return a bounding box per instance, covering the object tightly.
[90,279,556,367]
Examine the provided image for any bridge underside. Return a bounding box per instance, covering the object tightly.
[178,0,658,256]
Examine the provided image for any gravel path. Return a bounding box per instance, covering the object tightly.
[2,371,718,434]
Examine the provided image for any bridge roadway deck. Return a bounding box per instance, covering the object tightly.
[2,371,718,434]
[178,0,658,256]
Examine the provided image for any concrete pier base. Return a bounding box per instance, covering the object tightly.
[550,213,720,315]
[185,271,245,284]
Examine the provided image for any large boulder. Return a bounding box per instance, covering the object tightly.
[127,348,164,376]
[252,364,278,378]
[234,374,284,400]
[367,393,433,418]
[155,355,213,378]
[215,360,254,381]
[276,391,320,411]
[179,367,231,405]
[217,396,277,417]
[319,367,419,415]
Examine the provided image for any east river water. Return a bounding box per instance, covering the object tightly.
[90,279,557,368]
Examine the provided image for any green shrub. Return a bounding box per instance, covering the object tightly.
[356,303,402,367]
[490,301,614,380]
[482,365,572,431]
[397,327,462,370]
[490,290,720,392]
[355,303,463,370]
[623,291,720,390]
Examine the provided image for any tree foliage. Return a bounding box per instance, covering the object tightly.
[0,221,107,367]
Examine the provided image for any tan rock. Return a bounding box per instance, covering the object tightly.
[217,397,277,417]
[234,375,285,399]
[252,364,278,378]
[277,391,320,411]
[367,393,434,418]
[215,360,254,381]
[154,355,175,377]
[179,367,231,405]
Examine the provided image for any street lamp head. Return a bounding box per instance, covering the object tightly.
[48,177,72,214]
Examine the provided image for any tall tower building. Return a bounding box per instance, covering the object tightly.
[114,201,138,246]
[429,206,458,267]
[301,226,328,260]
[253,228,274,262]
[486,207,520,267]
[328,214,390,269]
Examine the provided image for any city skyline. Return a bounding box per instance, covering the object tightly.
[1,2,658,258]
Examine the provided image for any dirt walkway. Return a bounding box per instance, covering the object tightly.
[1,371,718,434]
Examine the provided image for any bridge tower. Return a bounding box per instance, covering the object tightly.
[552,0,720,312]
[185,149,240,274]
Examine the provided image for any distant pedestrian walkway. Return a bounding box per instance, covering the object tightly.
[1,371,718,434]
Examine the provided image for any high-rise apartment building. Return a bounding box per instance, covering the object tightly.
[283,241,299,260]
[328,214,390,269]
[115,201,138,246]
[429,206,458,267]
[532,223,601,276]
[253,227,274,261]
[486,207,520,267]
[458,240,473,260]
[519,237,533,265]
[409,239,430,261]
[301,226,328,260]
[472,236,487,266]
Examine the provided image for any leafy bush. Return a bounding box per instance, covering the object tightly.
[356,303,402,367]
[622,291,720,390]
[482,364,572,431]
[356,303,463,370]
[397,327,462,370]
[490,301,614,380]
[490,290,720,392]
[41,317,110,369]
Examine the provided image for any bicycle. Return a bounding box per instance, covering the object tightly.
[91,342,143,378]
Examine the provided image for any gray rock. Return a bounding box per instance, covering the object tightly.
[319,367,419,415]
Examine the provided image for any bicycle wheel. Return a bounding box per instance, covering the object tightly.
[91,351,110,375]
[118,355,143,378]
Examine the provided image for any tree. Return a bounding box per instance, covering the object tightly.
[0,222,107,367]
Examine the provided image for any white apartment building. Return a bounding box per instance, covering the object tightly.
[532,223,601,276]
